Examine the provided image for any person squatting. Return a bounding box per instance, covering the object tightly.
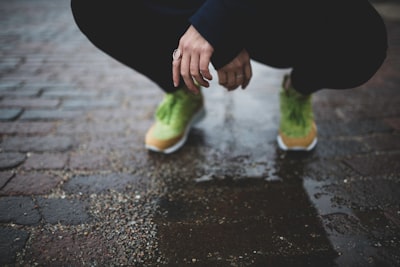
[71,0,387,153]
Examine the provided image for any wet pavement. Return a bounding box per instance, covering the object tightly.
[0,0,400,266]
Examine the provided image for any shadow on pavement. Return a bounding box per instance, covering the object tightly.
[150,129,338,266]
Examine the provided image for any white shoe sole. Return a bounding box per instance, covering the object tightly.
[277,135,318,151]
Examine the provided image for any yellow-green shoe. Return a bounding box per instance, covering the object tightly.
[277,75,318,151]
[145,87,205,154]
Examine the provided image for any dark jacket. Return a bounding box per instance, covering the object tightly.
[144,0,261,69]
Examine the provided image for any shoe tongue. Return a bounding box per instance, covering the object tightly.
[156,94,179,123]
[288,95,312,127]
[289,104,306,126]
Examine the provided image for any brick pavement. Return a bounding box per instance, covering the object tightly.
[0,0,400,266]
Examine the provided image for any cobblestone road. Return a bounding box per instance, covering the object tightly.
[1,0,400,266]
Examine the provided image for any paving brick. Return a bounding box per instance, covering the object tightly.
[0,196,41,225]
[0,173,63,196]
[1,136,74,152]
[68,152,111,171]
[344,154,400,176]
[85,108,147,121]
[385,117,400,131]
[0,62,19,73]
[0,122,55,135]
[24,83,75,91]
[20,109,82,120]
[0,152,26,170]
[42,89,97,98]
[0,171,14,189]
[62,98,120,109]
[63,173,145,194]
[36,197,90,225]
[22,153,68,170]
[76,135,141,151]
[0,98,60,109]
[317,119,393,138]
[0,108,23,120]
[362,134,400,151]
[57,121,127,134]
[0,227,30,266]
[312,139,369,159]
[22,230,112,266]
[337,179,400,209]
[0,81,21,90]
[0,89,41,98]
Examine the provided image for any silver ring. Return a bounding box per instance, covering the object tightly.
[172,48,182,61]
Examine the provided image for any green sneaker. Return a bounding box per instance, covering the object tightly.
[145,87,205,154]
[277,74,318,151]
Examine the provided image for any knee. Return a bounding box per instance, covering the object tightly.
[350,30,388,88]
[336,19,388,89]
[71,0,86,32]
[70,0,97,37]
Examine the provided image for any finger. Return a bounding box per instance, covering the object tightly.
[227,85,239,91]
[190,54,209,88]
[180,54,199,94]
[199,52,213,82]
[172,57,181,88]
[226,72,237,90]
[218,71,227,87]
[172,48,182,87]
[234,73,244,89]
[242,64,252,89]
[236,74,244,81]
[242,79,250,90]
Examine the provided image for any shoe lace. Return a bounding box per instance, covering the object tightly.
[284,91,312,127]
[156,92,184,124]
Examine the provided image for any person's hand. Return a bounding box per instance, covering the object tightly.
[217,49,252,91]
[172,25,214,94]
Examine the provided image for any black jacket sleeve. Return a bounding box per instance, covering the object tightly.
[189,0,260,69]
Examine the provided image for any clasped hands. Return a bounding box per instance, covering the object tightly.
[172,25,252,94]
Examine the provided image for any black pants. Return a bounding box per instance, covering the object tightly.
[70,1,387,95]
